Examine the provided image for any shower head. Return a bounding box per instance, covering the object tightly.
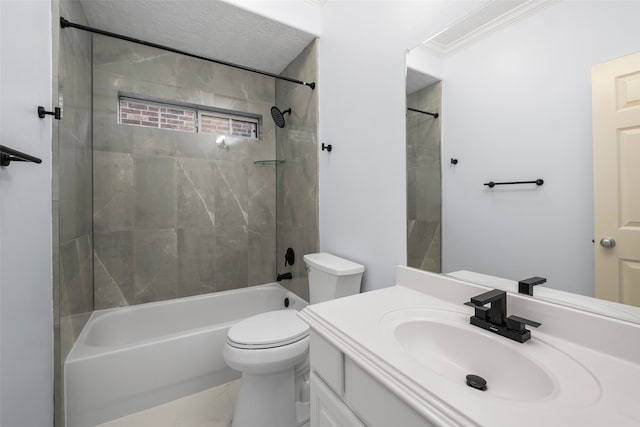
[271,106,291,128]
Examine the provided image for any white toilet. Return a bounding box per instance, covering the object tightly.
[223,252,364,427]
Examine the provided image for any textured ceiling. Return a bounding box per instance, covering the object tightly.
[79,0,317,74]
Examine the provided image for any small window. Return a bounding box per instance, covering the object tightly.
[118,96,260,139]
[199,112,258,138]
[119,98,196,133]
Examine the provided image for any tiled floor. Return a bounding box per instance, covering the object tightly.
[99,380,310,427]
[99,380,239,427]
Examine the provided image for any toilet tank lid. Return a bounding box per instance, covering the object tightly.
[303,253,364,276]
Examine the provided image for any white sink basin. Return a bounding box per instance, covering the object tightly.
[380,308,601,404]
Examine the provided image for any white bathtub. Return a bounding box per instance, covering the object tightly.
[64,283,307,427]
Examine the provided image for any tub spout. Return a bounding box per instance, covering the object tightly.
[277,272,293,281]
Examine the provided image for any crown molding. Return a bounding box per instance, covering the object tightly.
[423,0,557,55]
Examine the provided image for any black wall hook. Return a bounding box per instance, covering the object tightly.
[451,158,458,165]
[322,143,332,152]
[38,106,61,120]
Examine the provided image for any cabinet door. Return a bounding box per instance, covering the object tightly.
[311,373,365,427]
[344,359,435,427]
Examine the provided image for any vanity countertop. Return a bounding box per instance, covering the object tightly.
[299,267,640,427]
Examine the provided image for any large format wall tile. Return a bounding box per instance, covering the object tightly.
[55,1,94,423]
[177,158,217,230]
[93,151,134,232]
[134,229,178,304]
[177,229,216,297]
[215,160,249,226]
[248,225,276,286]
[275,40,319,299]
[406,82,442,273]
[214,226,249,292]
[134,155,178,229]
[93,36,281,308]
[94,253,129,309]
[94,230,134,304]
[93,37,179,87]
[60,234,93,315]
[248,163,276,227]
[132,125,181,158]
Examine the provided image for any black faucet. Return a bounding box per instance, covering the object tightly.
[518,276,547,296]
[464,289,541,343]
[468,289,506,326]
[276,272,293,281]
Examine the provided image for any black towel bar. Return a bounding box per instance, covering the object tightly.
[484,179,544,188]
[0,145,42,167]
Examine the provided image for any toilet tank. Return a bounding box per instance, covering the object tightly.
[303,253,364,304]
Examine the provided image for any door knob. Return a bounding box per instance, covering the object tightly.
[600,237,616,248]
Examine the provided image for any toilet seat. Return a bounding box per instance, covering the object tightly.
[227,309,309,350]
[224,309,310,375]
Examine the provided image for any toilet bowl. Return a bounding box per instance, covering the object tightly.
[223,253,364,427]
[223,310,309,427]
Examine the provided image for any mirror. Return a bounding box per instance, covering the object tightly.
[406,69,442,274]
[406,1,640,319]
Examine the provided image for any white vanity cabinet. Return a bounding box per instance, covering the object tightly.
[301,267,640,427]
[311,372,364,427]
[309,331,433,427]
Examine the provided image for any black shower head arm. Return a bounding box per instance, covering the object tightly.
[271,106,292,128]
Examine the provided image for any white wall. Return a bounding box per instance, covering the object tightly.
[0,1,53,425]
[407,45,444,81]
[439,1,640,295]
[221,0,484,292]
[318,1,484,291]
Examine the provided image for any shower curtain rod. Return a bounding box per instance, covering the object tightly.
[407,107,439,118]
[60,17,316,90]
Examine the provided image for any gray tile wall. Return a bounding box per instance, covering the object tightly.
[92,36,278,308]
[275,40,320,301]
[407,82,442,273]
[52,0,93,425]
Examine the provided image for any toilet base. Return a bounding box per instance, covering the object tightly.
[297,400,310,426]
[230,368,309,427]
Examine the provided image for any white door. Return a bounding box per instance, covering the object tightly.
[0,1,54,425]
[592,51,640,306]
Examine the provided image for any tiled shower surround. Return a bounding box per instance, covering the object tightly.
[53,21,318,423]
[92,36,319,308]
[406,81,442,272]
[53,0,94,425]
[276,40,320,301]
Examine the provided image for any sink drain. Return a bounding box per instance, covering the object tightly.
[466,374,487,391]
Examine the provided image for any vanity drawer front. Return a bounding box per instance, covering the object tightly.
[310,331,344,396]
[344,358,434,427]
[311,373,366,427]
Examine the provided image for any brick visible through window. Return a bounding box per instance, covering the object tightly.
[199,114,258,138]
[119,96,259,139]
[200,114,231,134]
[119,98,196,133]
[231,119,257,138]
